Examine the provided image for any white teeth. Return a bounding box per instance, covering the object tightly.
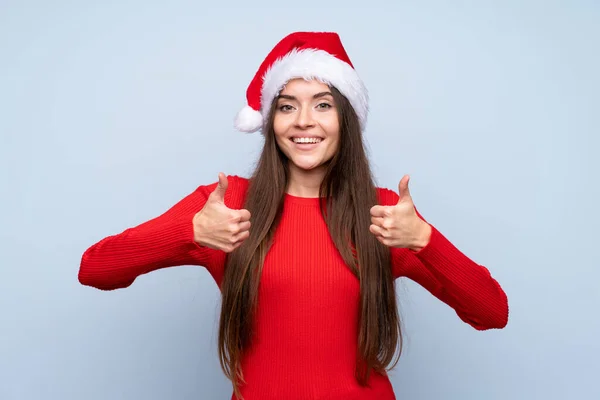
[293,137,322,144]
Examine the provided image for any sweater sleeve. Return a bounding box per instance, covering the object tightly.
[378,188,509,330]
[78,178,231,291]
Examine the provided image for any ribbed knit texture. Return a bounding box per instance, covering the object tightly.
[79,175,509,400]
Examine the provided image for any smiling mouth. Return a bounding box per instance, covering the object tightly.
[291,137,323,144]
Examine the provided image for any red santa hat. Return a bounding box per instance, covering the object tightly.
[234,31,368,133]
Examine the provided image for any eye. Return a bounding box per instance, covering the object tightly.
[279,104,294,112]
[317,103,332,109]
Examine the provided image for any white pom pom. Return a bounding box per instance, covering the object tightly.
[234,105,263,133]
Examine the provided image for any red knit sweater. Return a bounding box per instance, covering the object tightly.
[79,175,508,400]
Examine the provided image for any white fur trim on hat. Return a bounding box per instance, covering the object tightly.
[234,105,263,133]
[261,48,369,131]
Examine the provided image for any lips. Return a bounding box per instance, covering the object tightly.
[292,139,322,144]
[290,138,323,151]
[290,133,324,137]
[290,136,324,144]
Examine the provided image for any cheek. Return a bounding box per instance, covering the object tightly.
[324,122,340,146]
[273,133,288,154]
[322,113,339,136]
[273,112,293,133]
[273,119,287,144]
[272,129,292,157]
[327,137,340,156]
[326,133,340,156]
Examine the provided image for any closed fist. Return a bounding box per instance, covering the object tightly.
[192,173,251,253]
[369,175,431,250]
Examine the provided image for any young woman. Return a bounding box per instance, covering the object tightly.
[79,31,509,400]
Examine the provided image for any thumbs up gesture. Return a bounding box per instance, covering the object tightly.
[369,175,431,251]
[192,173,252,253]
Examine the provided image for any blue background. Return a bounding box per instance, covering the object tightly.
[1,1,598,398]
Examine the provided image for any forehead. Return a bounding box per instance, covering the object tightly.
[279,78,331,95]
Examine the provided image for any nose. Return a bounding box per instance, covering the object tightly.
[295,106,315,129]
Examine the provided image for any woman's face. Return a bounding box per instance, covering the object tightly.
[272,78,340,172]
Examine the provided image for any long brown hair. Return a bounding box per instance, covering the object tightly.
[218,84,402,399]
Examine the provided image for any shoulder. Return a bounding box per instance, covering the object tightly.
[375,186,399,206]
[224,174,250,209]
[188,174,250,209]
[226,174,250,191]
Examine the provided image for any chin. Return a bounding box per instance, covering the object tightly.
[290,157,329,171]
[294,162,321,171]
[287,156,315,168]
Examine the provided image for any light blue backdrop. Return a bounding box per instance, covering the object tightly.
[1,1,598,399]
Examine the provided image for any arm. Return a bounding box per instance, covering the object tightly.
[391,226,509,330]
[379,189,509,330]
[78,181,223,291]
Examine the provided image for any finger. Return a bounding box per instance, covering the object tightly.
[237,209,251,222]
[369,224,387,238]
[373,234,388,246]
[237,220,251,232]
[232,229,250,244]
[231,241,244,251]
[397,174,411,203]
[370,205,389,218]
[231,235,249,251]
[371,216,385,227]
[211,172,228,203]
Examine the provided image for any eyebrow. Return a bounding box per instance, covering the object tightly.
[277,91,333,101]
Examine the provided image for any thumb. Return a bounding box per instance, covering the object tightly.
[211,172,228,203]
[397,174,412,204]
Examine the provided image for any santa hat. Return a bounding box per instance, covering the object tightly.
[234,31,368,133]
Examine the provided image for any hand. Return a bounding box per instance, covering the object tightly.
[192,172,252,253]
[369,175,431,251]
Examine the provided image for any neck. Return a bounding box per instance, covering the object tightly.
[286,163,327,198]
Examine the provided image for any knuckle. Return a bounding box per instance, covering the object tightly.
[228,224,239,234]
